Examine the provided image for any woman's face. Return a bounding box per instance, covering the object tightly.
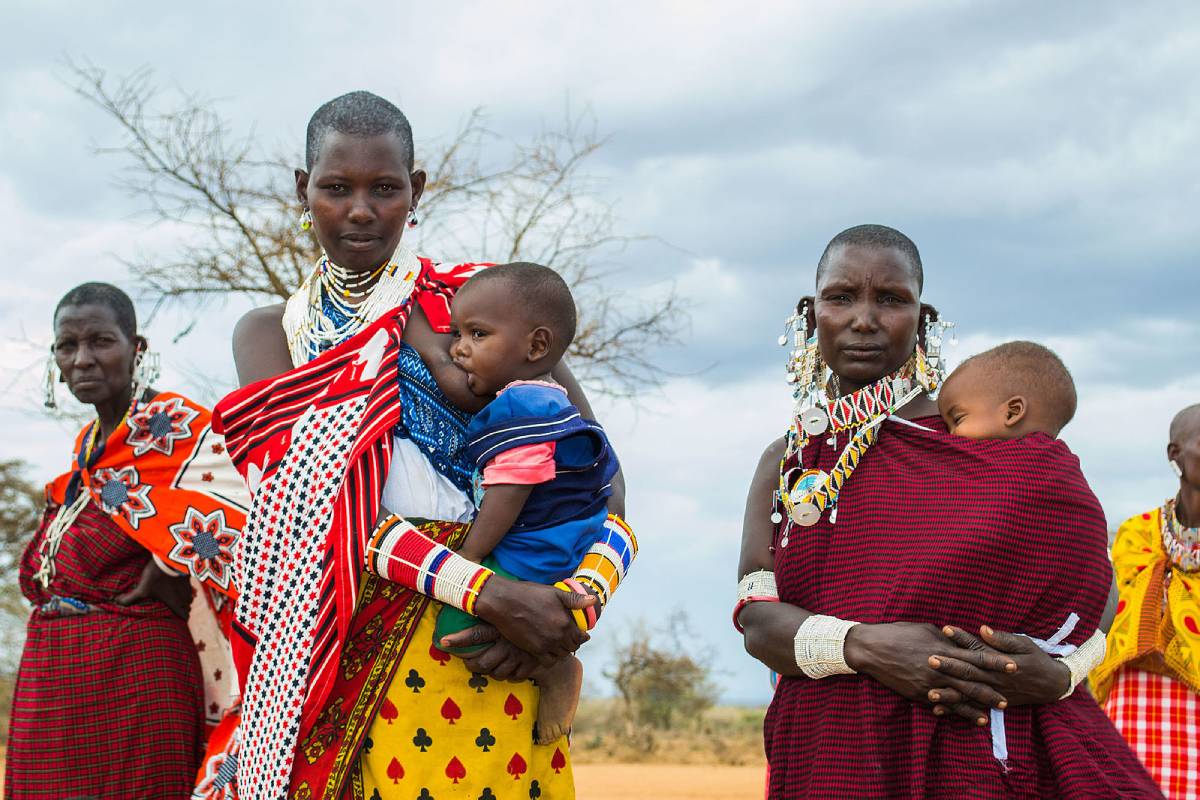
[53,303,137,408]
[296,131,426,272]
[814,244,922,393]
[1169,414,1200,491]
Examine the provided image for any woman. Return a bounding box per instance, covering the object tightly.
[198,91,634,800]
[1090,403,1200,798]
[737,225,1161,798]
[7,282,244,799]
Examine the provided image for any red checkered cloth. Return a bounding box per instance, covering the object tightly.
[765,417,1163,799]
[5,500,204,799]
[1105,667,1200,799]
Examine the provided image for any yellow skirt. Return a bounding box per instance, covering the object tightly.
[352,606,575,799]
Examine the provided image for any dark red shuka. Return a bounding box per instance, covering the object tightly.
[6,501,203,800]
[766,417,1164,799]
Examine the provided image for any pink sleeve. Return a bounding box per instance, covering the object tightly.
[482,441,557,486]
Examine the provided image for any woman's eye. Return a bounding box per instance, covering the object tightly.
[375,184,396,193]
[472,330,486,339]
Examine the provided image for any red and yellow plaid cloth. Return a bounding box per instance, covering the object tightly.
[1105,668,1200,800]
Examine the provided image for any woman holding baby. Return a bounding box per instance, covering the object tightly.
[736,224,1162,798]
[194,91,633,799]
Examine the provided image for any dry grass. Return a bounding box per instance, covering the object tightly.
[570,698,767,767]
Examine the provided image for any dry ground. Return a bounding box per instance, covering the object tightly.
[575,763,765,800]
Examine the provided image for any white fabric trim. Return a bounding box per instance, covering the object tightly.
[381,435,474,523]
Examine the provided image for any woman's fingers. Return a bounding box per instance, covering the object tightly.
[441,623,500,651]
[932,673,1008,710]
[978,626,1038,654]
[940,626,1017,673]
[933,702,991,726]
[930,653,1015,683]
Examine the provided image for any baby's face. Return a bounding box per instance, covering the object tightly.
[937,368,1020,440]
[449,279,533,397]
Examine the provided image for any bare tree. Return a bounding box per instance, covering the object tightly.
[65,61,683,397]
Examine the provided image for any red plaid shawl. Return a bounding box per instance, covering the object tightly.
[766,416,1163,799]
[211,260,480,799]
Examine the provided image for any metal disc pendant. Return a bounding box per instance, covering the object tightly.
[779,534,789,548]
[799,406,829,436]
[778,335,788,346]
[770,511,783,524]
[791,501,822,527]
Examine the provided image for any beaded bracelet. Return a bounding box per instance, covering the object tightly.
[572,515,637,606]
[1057,629,1107,699]
[365,514,495,616]
[793,614,860,679]
[733,569,781,633]
[553,580,591,633]
[562,578,599,630]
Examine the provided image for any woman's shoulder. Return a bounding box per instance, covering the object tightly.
[232,303,291,385]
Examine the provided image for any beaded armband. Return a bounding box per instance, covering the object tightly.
[1057,629,1107,699]
[572,515,637,606]
[733,570,781,633]
[794,614,860,679]
[365,514,494,616]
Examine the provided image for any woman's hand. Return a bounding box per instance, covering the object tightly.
[472,577,594,665]
[845,622,1015,726]
[444,626,544,682]
[925,625,1071,714]
[115,559,192,620]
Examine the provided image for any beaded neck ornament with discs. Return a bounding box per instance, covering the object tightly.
[771,302,953,546]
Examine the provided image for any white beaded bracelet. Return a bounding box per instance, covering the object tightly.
[1057,629,1107,699]
[794,614,860,679]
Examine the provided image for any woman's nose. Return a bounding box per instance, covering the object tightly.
[346,193,375,224]
[849,303,878,332]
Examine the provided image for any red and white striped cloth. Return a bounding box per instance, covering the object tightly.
[1105,667,1200,800]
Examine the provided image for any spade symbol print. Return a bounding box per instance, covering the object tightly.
[386,757,404,784]
[475,728,496,752]
[412,727,433,752]
[551,747,566,773]
[445,756,467,784]
[440,697,462,725]
[503,693,524,720]
[380,698,398,724]
[429,642,451,666]
[507,752,528,780]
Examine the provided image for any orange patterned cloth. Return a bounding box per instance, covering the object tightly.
[46,391,247,729]
[1104,668,1200,799]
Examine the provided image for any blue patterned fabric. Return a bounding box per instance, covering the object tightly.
[393,343,473,492]
[300,289,472,492]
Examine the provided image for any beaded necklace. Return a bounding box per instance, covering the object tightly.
[1162,496,1200,572]
[283,245,421,366]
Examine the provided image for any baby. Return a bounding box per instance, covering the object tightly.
[436,261,619,744]
[937,340,1077,440]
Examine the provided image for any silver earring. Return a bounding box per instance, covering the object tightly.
[130,349,161,408]
[43,356,58,410]
[407,207,420,229]
[1171,460,1184,478]
[299,208,313,232]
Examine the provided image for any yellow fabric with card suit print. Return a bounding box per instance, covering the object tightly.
[1090,505,1200,703]
[352,608,574,798]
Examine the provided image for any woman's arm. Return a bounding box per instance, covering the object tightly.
[403,305,489,414]
[232,304,293,386]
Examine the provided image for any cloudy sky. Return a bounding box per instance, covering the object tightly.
[2,1,1199,704]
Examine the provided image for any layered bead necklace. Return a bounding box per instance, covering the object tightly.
[283,245,422,366]
[1162,497,1200,572]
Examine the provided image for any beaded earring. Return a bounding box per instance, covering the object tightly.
[130,348,161,409]
[407,207,420,229]
[43,355,58,409]
[782,301,827,406]
[915,313,956,394]
[299,208,313,232]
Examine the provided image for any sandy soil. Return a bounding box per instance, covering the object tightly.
[574,763,766,800]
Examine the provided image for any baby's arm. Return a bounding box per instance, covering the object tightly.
[459,484,535,563]
[404,304,490,413]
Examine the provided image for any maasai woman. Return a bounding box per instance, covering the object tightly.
[6,282,245,800]
[197,91,635,800]
[1090,403,1200,799]
[737,225,1162,798]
